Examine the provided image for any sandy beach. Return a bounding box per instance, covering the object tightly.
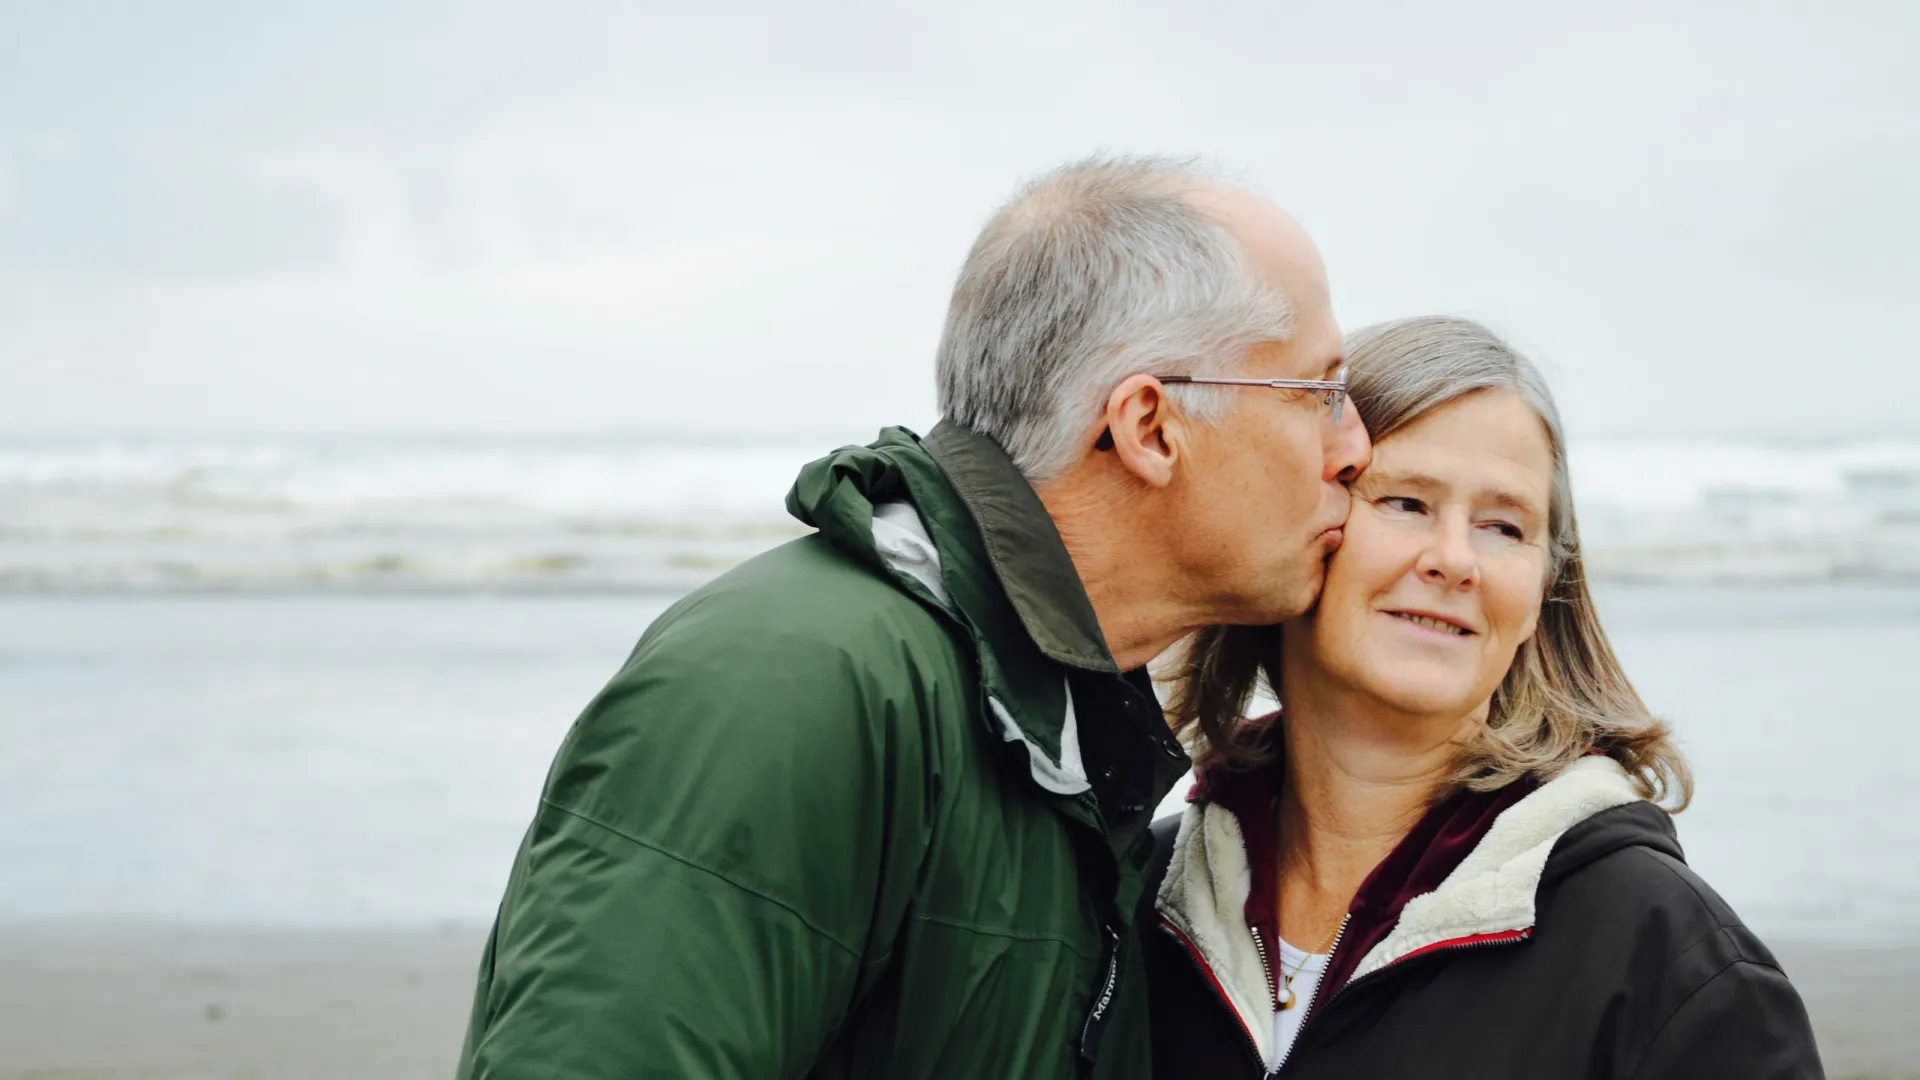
[0,924,481,1080]
[0,923,1913,1080]
[5,593,1918,1078]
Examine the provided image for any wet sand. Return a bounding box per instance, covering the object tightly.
[0,924,1913,1079]
[0,924,482,1080]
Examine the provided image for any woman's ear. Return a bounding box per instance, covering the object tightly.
[1101,374,1180,488]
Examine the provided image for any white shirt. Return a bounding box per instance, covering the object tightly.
[1270,937,1331,1068]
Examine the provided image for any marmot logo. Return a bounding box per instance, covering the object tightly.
[1089,952,1119,1021]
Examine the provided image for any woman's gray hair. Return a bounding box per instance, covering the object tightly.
[1166,315,1693,808]
[936,155,1294,482]
[1346,316,1580,580]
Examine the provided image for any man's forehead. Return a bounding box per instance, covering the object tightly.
[1273,314,1344,378]
[1189,181,1339,377]
[1190,181,1329,305]
[1300,320,1344,374]
[1243,330,1341,378]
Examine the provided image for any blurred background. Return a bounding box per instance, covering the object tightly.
[3,2,1917,1077]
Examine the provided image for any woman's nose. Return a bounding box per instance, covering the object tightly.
[1416,517,1478,587]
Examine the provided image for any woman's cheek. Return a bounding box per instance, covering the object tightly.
[1334,508,1408,592]
[1485,550,1549,647]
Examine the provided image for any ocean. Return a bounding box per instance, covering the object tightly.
[3,435,1918,943]
[5,431,1919,592]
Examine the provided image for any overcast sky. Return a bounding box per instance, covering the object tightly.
[2,0,1914,442]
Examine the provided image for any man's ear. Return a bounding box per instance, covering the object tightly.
[1101,374,1181,488]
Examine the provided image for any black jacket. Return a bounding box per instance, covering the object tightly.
[1142,761,1824,1079]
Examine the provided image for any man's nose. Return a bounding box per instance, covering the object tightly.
[1326,400,1372,484]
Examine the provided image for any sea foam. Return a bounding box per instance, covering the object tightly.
[3,433,1916,591]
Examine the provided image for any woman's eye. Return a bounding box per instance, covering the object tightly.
[1380,496,1426,514]
[1482,520,1524,540]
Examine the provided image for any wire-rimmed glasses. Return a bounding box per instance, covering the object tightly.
[1159,365,1349,424]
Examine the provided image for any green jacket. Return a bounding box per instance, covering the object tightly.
[457,421,1190,1079]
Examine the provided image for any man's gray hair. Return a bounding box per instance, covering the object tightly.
[935,155,1295,481]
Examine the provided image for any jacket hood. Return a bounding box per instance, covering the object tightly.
[785,426,922,578]
[786,422,1114,670]
[1542,797,1682,886]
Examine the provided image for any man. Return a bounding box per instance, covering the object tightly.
[456,156,1371,1079]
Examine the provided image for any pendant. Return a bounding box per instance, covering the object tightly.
[1278,984,1296,1010]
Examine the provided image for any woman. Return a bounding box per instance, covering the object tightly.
[1143,316,1823,1078]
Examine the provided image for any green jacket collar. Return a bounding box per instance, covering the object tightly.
[785,424,1118,806]
[922,419,1118,675]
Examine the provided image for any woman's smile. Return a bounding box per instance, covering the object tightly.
[1378,608,1476,638]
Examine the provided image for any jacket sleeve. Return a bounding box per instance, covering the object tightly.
[1628,958,1826,1080]
[458,595,943,1079]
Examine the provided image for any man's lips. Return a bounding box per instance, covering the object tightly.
[1317,526,1344,550]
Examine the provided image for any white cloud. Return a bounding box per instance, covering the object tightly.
[0,0,1915,439]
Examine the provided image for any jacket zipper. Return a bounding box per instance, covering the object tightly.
[1270,926,1530,1074]
[1249,925,1279,1011]
[1157,917,1267,1072]
[1265,913,1349,1076]
[1162,912,1358,1077]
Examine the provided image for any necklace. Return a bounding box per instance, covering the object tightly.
[1276,920,1342,1011]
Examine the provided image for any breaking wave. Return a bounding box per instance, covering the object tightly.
[4,433,1917,592]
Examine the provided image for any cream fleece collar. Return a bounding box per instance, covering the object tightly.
[1155,755,1643,1065]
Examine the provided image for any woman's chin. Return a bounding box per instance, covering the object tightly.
[1352,674,1484,724]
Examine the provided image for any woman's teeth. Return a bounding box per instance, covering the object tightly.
[1391,612,1470,636]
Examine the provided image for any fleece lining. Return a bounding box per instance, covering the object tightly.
[1157,800,1275,1063]
[1351,756,1641,978]
[1157,754,1645,1056]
